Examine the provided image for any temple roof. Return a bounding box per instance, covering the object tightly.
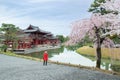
[17,25,58,40]
[24,25,50,34]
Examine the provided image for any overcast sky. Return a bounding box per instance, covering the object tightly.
[0,0,93,36]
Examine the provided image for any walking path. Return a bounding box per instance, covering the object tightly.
[0,54,120,80]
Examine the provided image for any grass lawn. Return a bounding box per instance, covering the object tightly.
[76,46,120,60]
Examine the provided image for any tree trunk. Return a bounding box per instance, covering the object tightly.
[95,26,102,68]
[96,44,101,68]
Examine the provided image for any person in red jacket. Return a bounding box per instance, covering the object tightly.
[43,51,48,66]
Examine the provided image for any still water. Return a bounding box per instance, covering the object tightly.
[50,48,96,67]
[24,46,120,72]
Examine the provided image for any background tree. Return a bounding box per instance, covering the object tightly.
[56,35,64,43]
[89,0,119,15]
[66,0,120,68]
[110,34,120,44]
[56,35,69,43]
[64,36,69,42]
[65,35,93,51]
[81,35,93,47]
[0,23,19,51]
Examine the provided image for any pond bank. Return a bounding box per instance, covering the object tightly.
[1,52,120,76]
[13,45,60,54]
[0,54,120,80]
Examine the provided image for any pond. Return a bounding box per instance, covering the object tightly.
[24,46,120,72]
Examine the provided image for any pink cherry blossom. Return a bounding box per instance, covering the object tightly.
[66,0,120,48]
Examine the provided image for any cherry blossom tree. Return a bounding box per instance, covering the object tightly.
[66,0,120,68]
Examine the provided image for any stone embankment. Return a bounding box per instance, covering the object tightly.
[14,45,60,54]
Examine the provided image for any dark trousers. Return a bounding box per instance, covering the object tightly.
[43,60,47,65]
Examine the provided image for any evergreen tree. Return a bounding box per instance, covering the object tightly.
[0,23,19,51]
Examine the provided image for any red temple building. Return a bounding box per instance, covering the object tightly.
[5,25,60,50]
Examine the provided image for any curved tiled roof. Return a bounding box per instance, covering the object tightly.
[24,25,50,34]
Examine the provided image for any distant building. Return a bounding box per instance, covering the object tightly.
[4,25,60,49]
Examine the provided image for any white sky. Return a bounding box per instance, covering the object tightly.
[0,0,93,36]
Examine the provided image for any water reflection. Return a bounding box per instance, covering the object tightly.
[111,64,120,72]
[101,62,111,70]
[50,48,96,67]
[25,46,64,59]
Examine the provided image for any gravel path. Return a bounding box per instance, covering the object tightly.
[0,54,120,80]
